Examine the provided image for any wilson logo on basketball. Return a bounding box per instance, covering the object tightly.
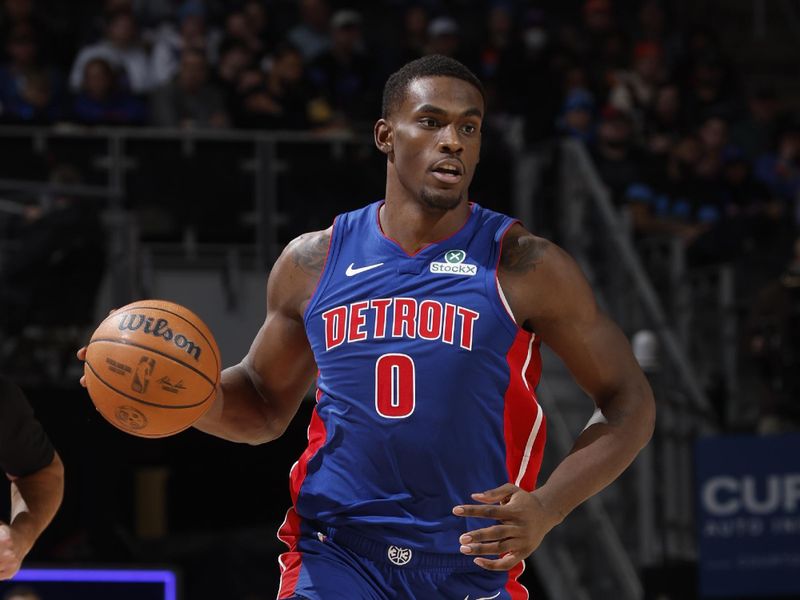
[118,314,203,361]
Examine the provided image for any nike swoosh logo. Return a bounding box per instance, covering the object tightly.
[345,262,384,276]
[464,592,501,600]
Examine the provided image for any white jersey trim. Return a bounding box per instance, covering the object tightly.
[514,335,543,488]
[497,280,517,324]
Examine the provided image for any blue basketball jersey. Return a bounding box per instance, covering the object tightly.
[282,200,545,557]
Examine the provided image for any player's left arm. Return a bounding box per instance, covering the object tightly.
[453,224,655,571]
[1,452,64,580]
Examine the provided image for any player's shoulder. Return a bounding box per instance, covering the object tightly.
[283,227,333,279]
[268,227,333,316]
[499,223,555,276]
[499,224,596,326]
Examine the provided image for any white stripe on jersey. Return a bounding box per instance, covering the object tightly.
[514,335,543,488]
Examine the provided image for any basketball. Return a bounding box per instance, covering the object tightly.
[83,299,221,438]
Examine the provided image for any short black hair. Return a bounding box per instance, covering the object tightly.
[381,54,485,118]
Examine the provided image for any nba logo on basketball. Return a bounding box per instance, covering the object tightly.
[131,356,155,393]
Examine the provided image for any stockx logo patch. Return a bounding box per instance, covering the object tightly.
[430,249,477,276]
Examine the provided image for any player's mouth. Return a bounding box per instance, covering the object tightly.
[430,159,464,184]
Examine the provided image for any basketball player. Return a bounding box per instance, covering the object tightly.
[81,55,655,598]
[0,376,64,580]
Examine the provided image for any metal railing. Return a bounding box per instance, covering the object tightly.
[0,124,375,306]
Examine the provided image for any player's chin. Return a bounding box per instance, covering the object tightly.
[419,187,464,211]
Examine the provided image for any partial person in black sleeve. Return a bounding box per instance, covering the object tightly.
[0,376,64,580]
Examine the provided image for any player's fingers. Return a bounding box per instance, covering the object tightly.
[79,374,86,388]
[453,503,511,520]
[459,524,517,545]
[470,483,519,504]
[460,539,515,556]
[77,347,87,360]
[473,552,522,572]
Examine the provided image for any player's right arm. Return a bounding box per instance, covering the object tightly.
[192,229,330,445]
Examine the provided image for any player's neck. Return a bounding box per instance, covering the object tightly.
[379,197,471,254]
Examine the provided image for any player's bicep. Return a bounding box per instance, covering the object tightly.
[526,246,645,410]
[239,237,323,423]
[244,308,317,411]
[540,309,643,410]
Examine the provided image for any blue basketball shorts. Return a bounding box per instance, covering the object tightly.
[277,513,528,599]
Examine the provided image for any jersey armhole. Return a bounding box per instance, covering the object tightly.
[485,218,529,337]
[303,215,342,325]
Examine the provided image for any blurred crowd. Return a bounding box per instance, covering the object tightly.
[0,0,796,243]
[0,0,799,429]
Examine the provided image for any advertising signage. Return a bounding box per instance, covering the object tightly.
[695,434,800,598]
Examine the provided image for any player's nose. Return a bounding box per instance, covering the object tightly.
[438,124,463,154]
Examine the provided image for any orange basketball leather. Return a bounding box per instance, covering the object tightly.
[84,300,221,437]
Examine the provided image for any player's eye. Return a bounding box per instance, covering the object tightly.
[419,117,438,128]
[462,123,477,134]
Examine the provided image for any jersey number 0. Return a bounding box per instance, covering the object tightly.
[375,353,415,418]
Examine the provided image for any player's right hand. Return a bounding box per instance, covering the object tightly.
[77,308,118,388]
[76,347,87,387]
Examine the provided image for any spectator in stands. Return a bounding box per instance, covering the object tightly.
[214,40,252,117]
[719,148,780,222]
[221,9,263,61]
[241,0,274,56]
[68,10,152,94]
[625,135,714,242]
[129,0,178,30]
[579,0,617,59]
[234,43,324,130]
[478,3,514,85]
[72,57,146,125]
[591,105,649,202]
[590,28,629,97]
[730,86,786,161]
[308,9,376,129]
[747,237,800,433]
[608,41,667,129]
[755,125,800,222]
[688,148,785,265]
[0,0,61,67]
[634,0,680,66]
[695,114,730,180]
[149,0,218,88]
[0,25,64,123]
[644,83,684,157]
[557,87,596,144]
[499,8,560,142]
[150,48,227,128]
[388,4,428,70]
[0,0,35,39]
[682,53,740,125]
[425,17,461,60]
[287,0,330,62]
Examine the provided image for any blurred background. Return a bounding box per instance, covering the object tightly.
[0,0,798,598]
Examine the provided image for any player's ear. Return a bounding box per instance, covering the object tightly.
[374,118,393,157]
